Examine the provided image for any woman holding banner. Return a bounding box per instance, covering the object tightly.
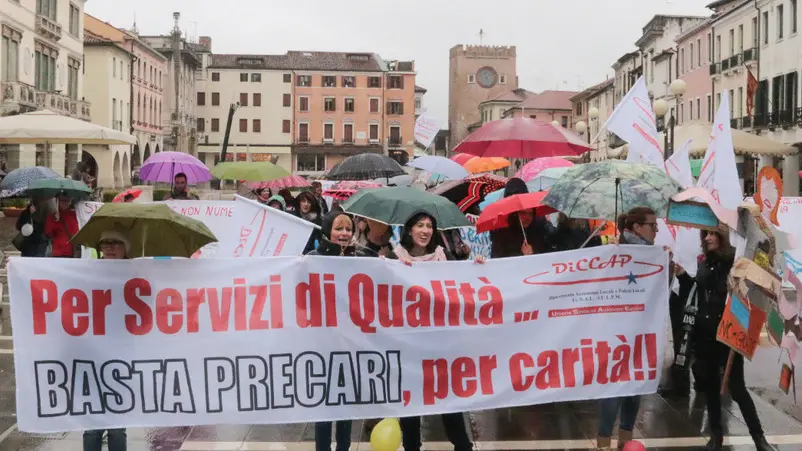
[82,229,130,451]
[691,228,776,451]
[297,191,323,254]
[393,211,478,451]
[307,211,373,451]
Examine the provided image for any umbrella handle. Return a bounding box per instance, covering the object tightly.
[580,222,606,249]
[519,215,528,245]
[614,177,621,237]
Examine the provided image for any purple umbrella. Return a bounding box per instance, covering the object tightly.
[139,151,212,184]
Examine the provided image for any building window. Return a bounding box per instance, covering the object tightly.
[707,95,712,121]
[344,98,355,113]
[680,48,685,73]
[738,24,744,53]
[728,29,734,56]
[211,72,220,82]
[112,98,117,129]
[113,57,117,77]
[282,119,291,133]
[715,35,721,61]
[69,3,80,36]
[342,76,355,88]
[251,73,261,82]
[368,76,381,88]
[67,58,79,99]
[737,87,744,118]
[752,17,759,48]
[299,96,309,112]
[387,101,403,115]
[323,75,337,87]
[34,44,57,91]
[36,0,57,20]
[696,38,701,66]
[716,92,722,110]
[240,73,248,82]
[197,118,205,132]
[283,73,291,83]
[297,75,312,87]
[210,118,220,132]
[197,92,206,106]
[1,29,19,83]
[696,98,701,120]
[343,123,353,143]
[389,126,401,145]
[793,0,799,34]
[212,92,220,106]
[369,123,379,141]
[324,123,334,142]
[296,153,325,172]
[414,97,421,109]
[324,97,336,112]
[239,93,248,106]
[763,11,770,44]
[689,44,694,69]
[500,75,507,84]
[561,116,568,128]
[388,75,403,89]
[253,93,261,107]
[369,98,380,113]
[253,119,261,133]
[778,4,785,39]
[468,74,475,84]
[298,123,309,142]
[707,33,712,62]
[239,118,247,133]
[283,94,291,107]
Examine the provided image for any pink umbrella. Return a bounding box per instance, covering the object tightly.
[250,174,311,191]
[450,154,476,166]
[515,157,574,181]
[453,117,592,159]
[321,181,382,201]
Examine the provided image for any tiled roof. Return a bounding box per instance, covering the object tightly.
[83,29,131,55]
[209,51,386,72]
[483,88,536,104]
[415,85,427,93]
[569,79,613,101]
[513,90,578,111]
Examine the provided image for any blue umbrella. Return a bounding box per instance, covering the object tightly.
[0,166,60,198]
[479,167,569,210]
[407,155,469,180]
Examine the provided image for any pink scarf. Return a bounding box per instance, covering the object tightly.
[394,245,447,262]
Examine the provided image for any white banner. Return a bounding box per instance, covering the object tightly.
[76,201,236,258]
[601,77,663,168]
[698,91,742,210]
[215,195,317,258]
[10,246,669,432]
[413,112,441,149]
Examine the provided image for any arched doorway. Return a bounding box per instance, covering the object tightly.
[155,143,160,153]
[80,151,98,188]
[131,144,141,185]
[122,152,130,188]
[113,151,122,189]
[143,143,151,163]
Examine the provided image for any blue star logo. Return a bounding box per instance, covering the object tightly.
[627,272,638,285]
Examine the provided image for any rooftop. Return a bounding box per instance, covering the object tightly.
[515,90,578,111]
[209,51,392,72]
[569,79,614,102]
[482,88,537,105]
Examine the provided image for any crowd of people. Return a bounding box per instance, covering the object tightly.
[8,172,778,451]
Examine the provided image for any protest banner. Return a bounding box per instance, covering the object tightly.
[461,213,490,259]
[215,195,317,258]
[76,201,235,258]
[9,245,668,432]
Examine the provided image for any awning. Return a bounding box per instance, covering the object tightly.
[293,145,383,156]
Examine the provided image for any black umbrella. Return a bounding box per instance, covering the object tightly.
[325,154,406,181]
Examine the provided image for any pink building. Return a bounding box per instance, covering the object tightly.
[676,19,714,124]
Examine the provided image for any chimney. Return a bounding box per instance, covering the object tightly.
[198,36,212,51]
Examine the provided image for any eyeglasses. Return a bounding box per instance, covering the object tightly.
[99,240,124,248]
[640,222,659,230]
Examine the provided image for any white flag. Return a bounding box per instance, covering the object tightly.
[665,139,694,188]
[602,77,663,168]
[216,195,317,257]
[697,91,742,209]
[413,112,441,149]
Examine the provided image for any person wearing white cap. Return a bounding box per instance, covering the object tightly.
[83,229,129,451]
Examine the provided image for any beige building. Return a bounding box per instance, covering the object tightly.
[570,79,615,161]
[448,44,517,148]
[195,49,293,172]
[140,12,201,157]
[81,29,132,188]
[0,0,90,175]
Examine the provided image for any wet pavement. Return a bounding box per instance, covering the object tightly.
[1,263,802,450]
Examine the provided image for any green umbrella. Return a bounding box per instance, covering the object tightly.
[542,160,684,221]
[25,177,91,200]
[211,162,290,182]
[70,203,217,258]
[341,187,472,230]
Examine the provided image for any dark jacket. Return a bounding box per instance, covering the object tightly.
[551,221,601,252]
[692,250,734,348]
[305,211,376,257]
[297,192,323,254]
[490,216,552,258]
[16,204,48,257]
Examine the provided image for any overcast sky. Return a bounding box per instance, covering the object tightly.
[86,0,711,122]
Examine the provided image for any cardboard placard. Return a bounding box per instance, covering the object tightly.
[716,292,766,360]
[667,200,720,230]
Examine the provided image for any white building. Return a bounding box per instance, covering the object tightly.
[570,79,615,160]
[415,84,426,117]
[82,29,132,188]
[194,49,293,173]
[0,0,90,174]
[140,12,201,156]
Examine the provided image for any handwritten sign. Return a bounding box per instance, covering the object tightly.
[413,113,441,148]
[717,292,766,360]
[666,200,719,230]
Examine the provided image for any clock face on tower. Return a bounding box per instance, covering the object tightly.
[476,66,498,88]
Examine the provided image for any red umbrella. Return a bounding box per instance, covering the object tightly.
[250,174,311,190]
[450,154,476,166]
[453,117,592,159]
[476,191,556,233]
[112,188,142,203]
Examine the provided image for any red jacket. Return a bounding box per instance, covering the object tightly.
[44,210,79,257]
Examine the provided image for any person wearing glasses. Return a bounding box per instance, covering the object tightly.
[596,207,656,450]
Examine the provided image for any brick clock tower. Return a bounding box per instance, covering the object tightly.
[448,44,518,149]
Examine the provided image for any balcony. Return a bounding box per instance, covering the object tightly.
[753,112,768,127]
[1,82,90,121]
[388,136,403,147]
[297,136,310,144]
[721,58,730,72]
[778,109,795,127]
[35,15,62,42]
[730,118,740,129]
[709,63,720,76]
[741,116,752,128]
[743,47,757,63]
[728,54,741,71]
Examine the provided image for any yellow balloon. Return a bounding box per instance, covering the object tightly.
[370,418,402,451]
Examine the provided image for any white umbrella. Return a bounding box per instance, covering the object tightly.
[407,155,469,180]
[0,109,136,145]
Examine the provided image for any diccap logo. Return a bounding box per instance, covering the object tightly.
[523,254,664,286]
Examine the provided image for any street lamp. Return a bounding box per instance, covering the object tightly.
[551,120,560,127]
[575,121,587,134]
[587,107,601,160]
